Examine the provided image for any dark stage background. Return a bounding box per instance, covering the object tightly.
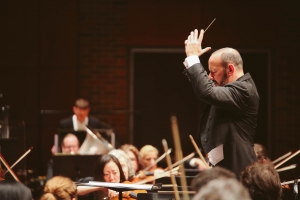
[0,0,299,194]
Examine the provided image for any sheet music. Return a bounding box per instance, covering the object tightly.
[78,181,161,191]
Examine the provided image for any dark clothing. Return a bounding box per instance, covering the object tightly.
[59,116,111,130]
[184,62,259,177]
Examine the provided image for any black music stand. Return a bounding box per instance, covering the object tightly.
[53,155,99,181]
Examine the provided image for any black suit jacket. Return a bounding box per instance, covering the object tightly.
[59,116,111,130]
[184,62,259,177]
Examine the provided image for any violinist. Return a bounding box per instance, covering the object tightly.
[109,149,135,182]
[136,145,164,183]
[120,144,143,174]
[77,154,146,199]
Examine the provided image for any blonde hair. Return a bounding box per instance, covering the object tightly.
[40,176,77,200]
[140,145,158,159]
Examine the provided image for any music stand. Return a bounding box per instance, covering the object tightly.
[53,155,99,181]
[77,181,162,200]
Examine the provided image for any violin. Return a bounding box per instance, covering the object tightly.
[111,181,147,200]
[0,166,5,181]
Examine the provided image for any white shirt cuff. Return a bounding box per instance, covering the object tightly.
[183,55,200,69]
[189,158,197,167]
[208,144,224,166]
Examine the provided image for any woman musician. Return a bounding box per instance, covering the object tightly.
[77,154,146,199]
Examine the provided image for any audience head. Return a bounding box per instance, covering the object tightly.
[61,133,80,154]
[191,166,236,192]
[0,180,32,200]
[94,154,126,183]
[73,98,90,123]
[120,144,142,173]
[192,178,251,200]
[40,176,77,200]
[109,149,135,180]
[240,162,282,200]
[140,145,159,170]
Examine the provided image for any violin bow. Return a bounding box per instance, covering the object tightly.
[4,147,33,175]
[272,151,292,164]
[275,149,300,169]
[142,148,172,172]
[0,154,20,182]
[170,115,189,200]
[162,139,180,200]
[276,164,297,172]
[189,135,209,168]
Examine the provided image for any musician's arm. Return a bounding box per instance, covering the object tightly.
[77,186,108,196]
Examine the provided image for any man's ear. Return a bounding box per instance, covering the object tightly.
[228,64,234,76]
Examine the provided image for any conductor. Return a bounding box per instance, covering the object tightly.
[183,29,260,177]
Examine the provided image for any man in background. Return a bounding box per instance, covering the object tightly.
[47,133,80,180]
[59,98,111,131]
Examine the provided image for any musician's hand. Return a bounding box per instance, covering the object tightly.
[184,29,211,57]
[107,189,119,198]
[153,168,164,177]
[136,170,146,179]
[190,158,209,171]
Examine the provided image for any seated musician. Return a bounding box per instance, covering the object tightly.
[59,98,111,131]
[109,149,135,182]
[120,144,143,174]
[133,145,164,183]
[40,176,77,200]
[253,143,271,164]
[77,154,146,199]
[47,133,80,181]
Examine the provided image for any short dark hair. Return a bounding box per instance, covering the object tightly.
[191,166,236,192]
[0,181,32,200]
[74,98,90,109]
[240,162,282,200]
[94,154,126,183]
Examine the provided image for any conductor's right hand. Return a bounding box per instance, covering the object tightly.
[184,29,211,57]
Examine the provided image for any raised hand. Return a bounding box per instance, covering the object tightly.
[184,29,211,57]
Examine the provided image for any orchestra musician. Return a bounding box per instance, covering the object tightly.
[59,98,111,131]
[47,133,81,181]
[40,176,77,200]
[120,144,143,174]
[137,145,164,183]
[109,149,135,182]
[77,154,146,200]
